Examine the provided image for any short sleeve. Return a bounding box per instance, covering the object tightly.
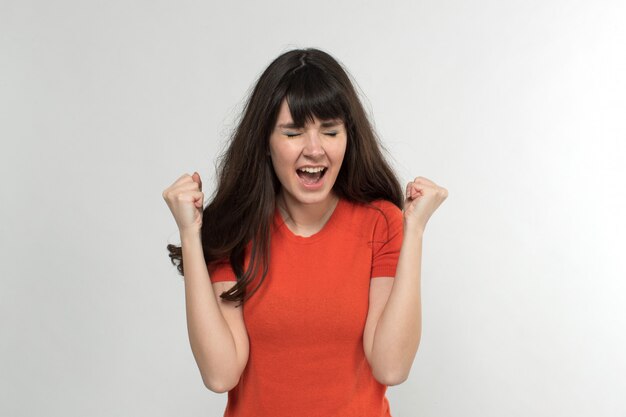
[207,258,238,283]
[370,201,404,278]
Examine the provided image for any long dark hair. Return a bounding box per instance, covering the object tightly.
[167,47,403,306]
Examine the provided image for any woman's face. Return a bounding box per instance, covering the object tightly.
[269,99,347,206]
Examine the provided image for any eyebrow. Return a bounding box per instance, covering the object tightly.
[277,120,343,129]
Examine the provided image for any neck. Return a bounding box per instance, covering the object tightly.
[277,192,339,234]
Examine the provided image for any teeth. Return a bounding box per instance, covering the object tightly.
[298,167,325,173]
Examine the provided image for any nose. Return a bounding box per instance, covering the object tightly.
[302,131,325,158]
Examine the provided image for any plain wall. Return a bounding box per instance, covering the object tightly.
[1,0,625,416]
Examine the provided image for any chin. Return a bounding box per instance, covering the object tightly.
[286,187,336,205]
[292,193,326,204]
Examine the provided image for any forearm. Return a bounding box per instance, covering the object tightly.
[370,229,423,385]
[180,231,239,392]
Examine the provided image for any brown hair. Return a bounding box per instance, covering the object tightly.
[167,48,403,307]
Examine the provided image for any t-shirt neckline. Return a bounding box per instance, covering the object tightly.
[273,197,345,243]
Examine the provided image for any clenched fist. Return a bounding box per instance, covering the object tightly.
[162,172,204,235]
[402,176,448,234]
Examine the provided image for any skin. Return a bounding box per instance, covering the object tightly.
[268,98,347,236]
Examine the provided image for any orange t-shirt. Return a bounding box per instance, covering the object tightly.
[207,197,403,417]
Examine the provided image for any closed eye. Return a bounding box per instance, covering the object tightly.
[283,131,339,138]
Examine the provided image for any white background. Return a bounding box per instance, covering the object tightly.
[1,0,625,416]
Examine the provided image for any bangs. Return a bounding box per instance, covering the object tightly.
[283,66,348,127]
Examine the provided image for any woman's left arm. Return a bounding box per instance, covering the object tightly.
[370,177,448,385]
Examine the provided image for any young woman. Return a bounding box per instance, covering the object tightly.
[163,48,447,417]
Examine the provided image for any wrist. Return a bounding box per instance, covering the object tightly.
[402,220,425,237]
[179,229,202,244]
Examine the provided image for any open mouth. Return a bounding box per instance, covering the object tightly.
[296,167,327,185]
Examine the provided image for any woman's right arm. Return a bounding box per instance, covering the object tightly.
[163,172,249,392]
[180,230,250,393]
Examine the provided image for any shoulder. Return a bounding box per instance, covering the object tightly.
[342,198,400,215]
[369,199,402,215]
[370,200,403,234]
[339,198,403,236]
[352,198,403,224]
